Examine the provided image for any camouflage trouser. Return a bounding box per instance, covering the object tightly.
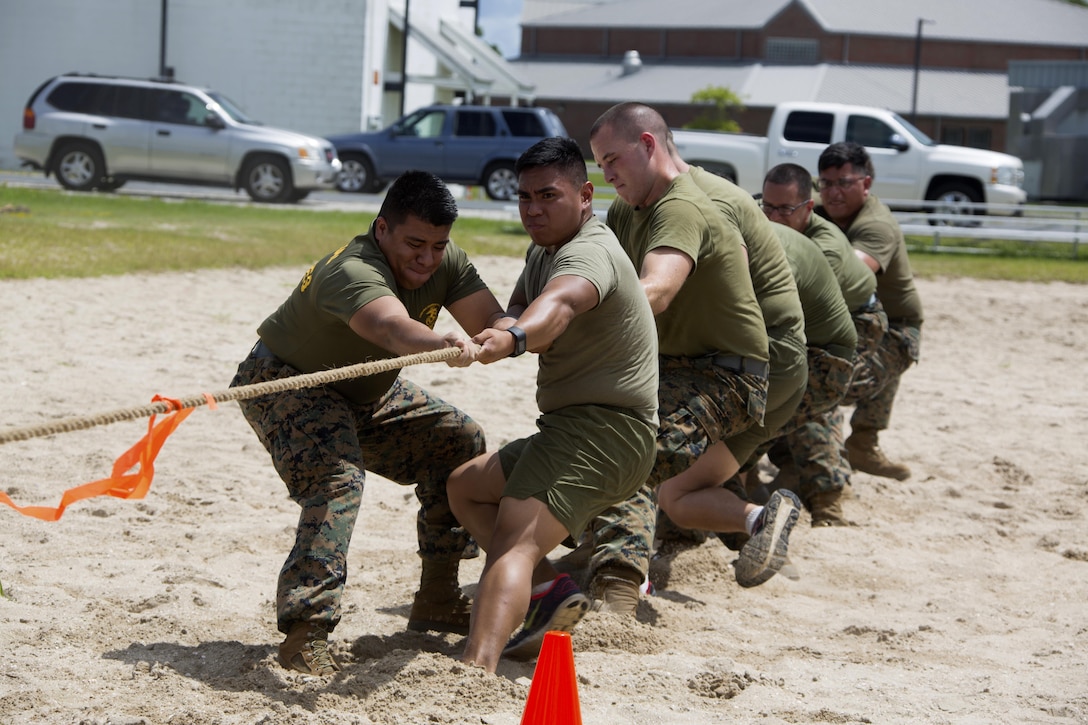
[764,348,855,502]
[844,322,922,431]
[232,348,484,634]
[851,303,889,376]
[588,356,767,582]
[768,303,891,499]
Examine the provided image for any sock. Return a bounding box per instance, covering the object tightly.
[745,506,764,536]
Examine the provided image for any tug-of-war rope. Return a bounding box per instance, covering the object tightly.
[0,347,460,521]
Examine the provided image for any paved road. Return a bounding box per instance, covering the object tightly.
[0,170,522,220]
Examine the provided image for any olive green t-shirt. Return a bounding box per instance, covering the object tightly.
[774,225,858,354]
[803,213,877,312]
[687,166,805,346]
[821,194,924,324]
[517,217,659,426]
[257,226,489,404]
[607,174,768,361]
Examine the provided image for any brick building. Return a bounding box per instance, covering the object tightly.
[506,0,1088,156]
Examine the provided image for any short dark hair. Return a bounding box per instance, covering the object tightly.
[765,163,814,198]
[590,102,668,144]
[818,141,875,179]
[378,170,458,229]
[516,136,588,185]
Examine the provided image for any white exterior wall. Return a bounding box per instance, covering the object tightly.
[162,0,372,138]
[0,0,512,170]
[0,0,162,169]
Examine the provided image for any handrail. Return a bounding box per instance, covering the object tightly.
[884,198,1088,220]
[892,200,1088,260]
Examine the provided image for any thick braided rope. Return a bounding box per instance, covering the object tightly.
[0,347,460,446]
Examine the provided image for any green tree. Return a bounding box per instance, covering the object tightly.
[685,86,745,132]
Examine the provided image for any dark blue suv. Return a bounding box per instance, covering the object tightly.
[327,104,568,201]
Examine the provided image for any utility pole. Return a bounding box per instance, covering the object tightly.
[159,0,173,79]
[910,18,934,123]
[399,0,411,117]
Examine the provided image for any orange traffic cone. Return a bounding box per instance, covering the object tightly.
[520,631,582,725]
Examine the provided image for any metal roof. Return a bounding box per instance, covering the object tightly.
[510,59,1014,119]
[524,0,789,29]
[522,0,1088,46]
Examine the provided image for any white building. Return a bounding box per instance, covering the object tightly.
[0,0,535,170]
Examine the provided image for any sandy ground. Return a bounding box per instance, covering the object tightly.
[1,256,1087,725]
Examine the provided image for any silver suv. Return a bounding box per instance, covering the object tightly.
[13,73,341,203]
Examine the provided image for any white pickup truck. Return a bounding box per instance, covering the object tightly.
[671,101,1026,217]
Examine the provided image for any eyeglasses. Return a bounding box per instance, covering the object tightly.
[760,200,809,216]
[816,176,866,191]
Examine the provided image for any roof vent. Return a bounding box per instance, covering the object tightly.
[621,50,642,77]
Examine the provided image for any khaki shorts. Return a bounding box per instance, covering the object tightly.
[499,405,656,539]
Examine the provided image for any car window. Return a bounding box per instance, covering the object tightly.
[398,109,446,138]
[502,110,546,137]
[454,111,497,137]
[846,115,897,148]
[154,90,204,125]
[782,111,833,144]
[207,91,258,124]
[114,86,154,120]
[47,82,114,115]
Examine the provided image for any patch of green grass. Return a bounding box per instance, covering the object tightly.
[907,248,1088,283]
[3,185,1085,283]
[0,186,530,278]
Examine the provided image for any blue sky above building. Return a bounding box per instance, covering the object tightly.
[477,0,523,58]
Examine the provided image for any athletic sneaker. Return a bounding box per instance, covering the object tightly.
[502,574,590,660]
[734,489,802,588]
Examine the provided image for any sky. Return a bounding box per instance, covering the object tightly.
[475,0,524,58]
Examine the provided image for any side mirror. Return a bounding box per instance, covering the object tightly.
[204,113,226,130]
[889,133,909,152]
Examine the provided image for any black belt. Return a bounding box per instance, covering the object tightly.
[681,353,769,379]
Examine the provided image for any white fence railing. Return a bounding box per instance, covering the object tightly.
[887,199,1088,258]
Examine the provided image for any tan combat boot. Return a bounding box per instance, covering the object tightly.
[408,557,472,634]
[806,489,851,527]
[279,622,341,676]
[589,566,641,616]
[845,428,911,481]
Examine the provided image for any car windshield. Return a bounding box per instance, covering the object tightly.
[891,112,935,146]
[207,91,261,125]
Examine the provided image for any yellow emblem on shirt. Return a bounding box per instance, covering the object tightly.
[420,303,441,329]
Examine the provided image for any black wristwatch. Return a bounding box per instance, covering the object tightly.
[507,325,527,357]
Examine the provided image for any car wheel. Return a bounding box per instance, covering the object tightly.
[927,182,982,227]
[54,141,104,192]
[242,155,293,203]
[483,162,517,201]
[337,154,379,193]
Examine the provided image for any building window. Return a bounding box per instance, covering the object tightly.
[766,37,819,64]
[941,126,992,150]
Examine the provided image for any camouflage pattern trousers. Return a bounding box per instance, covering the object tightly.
[765,347,856,502]
[232,349,484,634]
[770,302,896,499]
[587,356,768,582]
[843,322,922,431]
